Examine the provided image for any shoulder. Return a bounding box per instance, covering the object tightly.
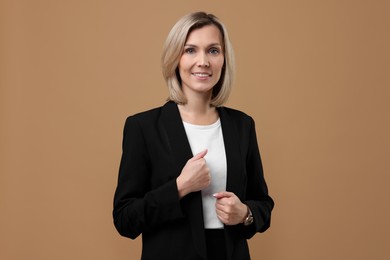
[218,106,255,126]
[125,101,179,123]
[124,105,164,126]
[122,102,180,134]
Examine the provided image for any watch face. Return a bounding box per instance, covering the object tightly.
[244,215,253,226]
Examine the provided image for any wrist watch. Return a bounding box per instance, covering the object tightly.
[243,205,253,226]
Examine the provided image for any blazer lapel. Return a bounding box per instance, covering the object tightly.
[160,101,207,260]
[218,107,246,260]
[218,107,245,197]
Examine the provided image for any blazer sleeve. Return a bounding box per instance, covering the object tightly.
[113,116,184,239]
[241,117,274,238]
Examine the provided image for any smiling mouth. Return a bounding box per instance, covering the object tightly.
[192,73,212,77]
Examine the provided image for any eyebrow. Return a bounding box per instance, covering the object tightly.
[184,43,222,48]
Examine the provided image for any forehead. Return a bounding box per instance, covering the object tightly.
[185,25,222,45]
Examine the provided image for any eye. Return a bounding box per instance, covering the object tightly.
[184,48,195,54]
[209,48,220,55]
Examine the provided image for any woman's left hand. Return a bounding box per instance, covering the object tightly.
[213,191,248,225]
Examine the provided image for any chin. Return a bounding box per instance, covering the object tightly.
[193,86,215,93]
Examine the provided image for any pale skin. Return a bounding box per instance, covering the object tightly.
[175,25,248,225]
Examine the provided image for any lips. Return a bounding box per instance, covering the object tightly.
[192,72,212,77]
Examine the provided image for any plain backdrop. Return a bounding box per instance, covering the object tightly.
[1,0,389,259]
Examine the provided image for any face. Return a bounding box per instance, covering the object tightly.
[178,25,224,99]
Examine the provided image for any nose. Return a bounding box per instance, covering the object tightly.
[197,52,209,67]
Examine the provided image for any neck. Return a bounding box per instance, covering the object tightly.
[181,98,212,114]
[178,95,218,125]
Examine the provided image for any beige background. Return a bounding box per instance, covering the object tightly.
[1,0,389,259]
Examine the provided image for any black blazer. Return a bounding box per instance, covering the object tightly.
[113,101,274,260]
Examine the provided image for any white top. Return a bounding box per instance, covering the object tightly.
[183,118,227,229]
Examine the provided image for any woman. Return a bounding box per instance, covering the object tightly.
[113,12,274,260]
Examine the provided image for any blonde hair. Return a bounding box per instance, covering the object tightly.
[161,12,235,107]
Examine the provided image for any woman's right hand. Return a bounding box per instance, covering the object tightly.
[176,149,210,198]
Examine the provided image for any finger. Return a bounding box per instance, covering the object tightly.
[216,214,225,224]
[216,209,227,222]
[216,209,231,224]
[215,199,232,212]
[215,198,228,207]
[213,191,233,199]
[190,149,208,161]
[215,201,224,210]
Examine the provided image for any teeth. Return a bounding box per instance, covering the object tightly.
[193,73,210,77]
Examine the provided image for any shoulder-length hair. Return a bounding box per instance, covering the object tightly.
[161,12,235,107]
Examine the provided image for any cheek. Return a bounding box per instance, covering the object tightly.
[178,56,190,71]
[214,59,224,82]
[178,59,186,77]
[215,57,225,73]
